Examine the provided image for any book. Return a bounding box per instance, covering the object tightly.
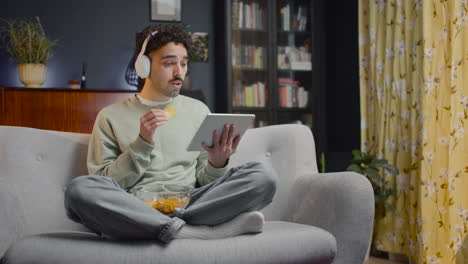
[239,1,243,28]
[232,0,239,29]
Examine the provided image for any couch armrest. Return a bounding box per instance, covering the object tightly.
[284,172,374,264]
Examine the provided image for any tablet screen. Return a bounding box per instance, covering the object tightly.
[187,113,255,151]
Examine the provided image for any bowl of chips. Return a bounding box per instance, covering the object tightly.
[135,186,191,215]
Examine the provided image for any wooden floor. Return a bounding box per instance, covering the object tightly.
[365,257,406,264]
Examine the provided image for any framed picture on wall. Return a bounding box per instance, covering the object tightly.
[150,0,181,22]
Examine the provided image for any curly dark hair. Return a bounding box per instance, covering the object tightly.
[136,24,191,56]
[130,24,192,90]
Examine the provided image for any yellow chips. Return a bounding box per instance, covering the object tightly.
[144,196,189,214]
[164,105,177,119]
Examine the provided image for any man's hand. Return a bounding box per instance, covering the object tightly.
[202,124,241,168]
[139,109,168,145]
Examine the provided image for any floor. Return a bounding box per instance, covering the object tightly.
[365,257,406,264]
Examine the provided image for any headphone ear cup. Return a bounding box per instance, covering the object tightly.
[135,55,151,78]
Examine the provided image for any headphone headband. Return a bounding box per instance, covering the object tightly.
[139,30,158,56]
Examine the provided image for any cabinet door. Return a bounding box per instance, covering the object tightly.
[275,0,313,128]
[229,0,272,127]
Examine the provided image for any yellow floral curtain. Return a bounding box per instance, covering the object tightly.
[359,0,468,263]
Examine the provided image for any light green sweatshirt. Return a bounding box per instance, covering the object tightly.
[87,94,228,193]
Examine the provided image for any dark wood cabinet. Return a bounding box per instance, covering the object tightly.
[0,87,205,134]
[0,87,136,133]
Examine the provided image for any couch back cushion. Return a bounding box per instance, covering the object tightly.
[0,126,91,256]
[230,124,318,220]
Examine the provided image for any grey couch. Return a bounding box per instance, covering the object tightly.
[0,124,374,264]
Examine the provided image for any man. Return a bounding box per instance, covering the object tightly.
[64,24,277,243]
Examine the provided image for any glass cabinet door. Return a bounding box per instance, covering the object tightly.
[226,0,314,128]
[230,0,271,127]
[275,0,313,128]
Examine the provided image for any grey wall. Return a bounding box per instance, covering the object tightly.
[0,0,216,110]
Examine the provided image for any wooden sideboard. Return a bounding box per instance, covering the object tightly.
[0,87,205,134]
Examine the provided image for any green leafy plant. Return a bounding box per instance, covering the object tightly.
[181,24,208,62]
[320,152,326,173]
[188,32,208,62]
[0,17,57,64]
[347,149,398,215]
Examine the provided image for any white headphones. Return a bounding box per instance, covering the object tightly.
[135,31,158,79]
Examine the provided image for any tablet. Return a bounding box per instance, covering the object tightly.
[187,113,255,151]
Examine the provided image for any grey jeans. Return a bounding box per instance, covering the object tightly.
[64,161,277,243]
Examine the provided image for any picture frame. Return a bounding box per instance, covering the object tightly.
[150,0,181,22]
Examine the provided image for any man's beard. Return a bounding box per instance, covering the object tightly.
[165,77,184,98]
[165,88,180,98]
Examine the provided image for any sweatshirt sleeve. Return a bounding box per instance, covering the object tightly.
[87,111,154,190]
[194,150,229,186]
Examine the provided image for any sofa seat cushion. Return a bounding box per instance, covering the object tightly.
[2,221,336,264]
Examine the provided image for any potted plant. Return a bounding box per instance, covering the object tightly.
[0,17,56,88]
[347,149,398,214]
[346,149,399,258]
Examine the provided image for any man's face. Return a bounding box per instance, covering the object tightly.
[148,42,188,99]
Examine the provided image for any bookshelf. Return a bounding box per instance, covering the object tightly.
[215,0,322,132]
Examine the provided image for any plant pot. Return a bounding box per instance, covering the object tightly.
[18,63,46,88]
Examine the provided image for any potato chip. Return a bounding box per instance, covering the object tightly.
[151,196,189,214]
[164,105,177,119]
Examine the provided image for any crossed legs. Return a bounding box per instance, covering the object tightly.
[64,161,277,243]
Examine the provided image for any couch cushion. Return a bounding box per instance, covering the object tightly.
[0,180,25,258]
[0,126,91,256]
[2,221,336,264]
[230,125,318,221]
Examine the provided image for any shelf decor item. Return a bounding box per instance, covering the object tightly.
[189,32,209,62]
[150,0,181,22]
[0,16,56,88]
